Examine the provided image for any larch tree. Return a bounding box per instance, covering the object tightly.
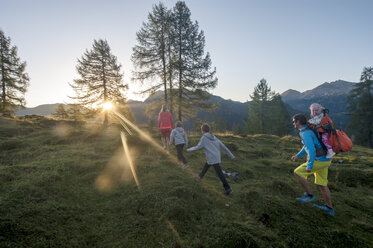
[0,30,29,116]
[131,3,173,111]
[171,1,217,121]
[347,67,373,148]
[69,39,129,126]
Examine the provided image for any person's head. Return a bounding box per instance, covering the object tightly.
[161,104,168,112]
[292,114,307,130]
[176,121,183,127]
[310,103,324,116]
[201,123,210,133]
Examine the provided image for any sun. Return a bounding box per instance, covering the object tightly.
[103,101,113,111]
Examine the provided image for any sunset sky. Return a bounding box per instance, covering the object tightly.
[1,0,372,107]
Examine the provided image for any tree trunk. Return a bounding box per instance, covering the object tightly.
[178,81,182,121]
[178,57,182,121]
[103,60,108,127]
[177,27,182,121]
[163,73,168,105]
[168,42,173,114]
[162,43,168,105]
[1,51,6,112]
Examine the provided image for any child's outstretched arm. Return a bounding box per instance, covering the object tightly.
[219,140,235,159]
[186,136,204,152]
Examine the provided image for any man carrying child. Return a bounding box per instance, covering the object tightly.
[291,114,334,216]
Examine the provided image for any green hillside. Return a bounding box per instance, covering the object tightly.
[1,116,372,248]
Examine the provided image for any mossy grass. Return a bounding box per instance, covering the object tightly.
[0,116,372,247]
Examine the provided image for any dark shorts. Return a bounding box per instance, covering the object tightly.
[160,129,171,138]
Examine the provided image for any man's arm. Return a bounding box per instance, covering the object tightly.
[302,131,316,170]
[296,146,306,159]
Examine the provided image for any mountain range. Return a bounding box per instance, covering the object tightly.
[15,80,356,129]
[281,80,355,128]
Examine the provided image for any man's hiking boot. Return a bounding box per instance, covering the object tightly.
[194,174,201,182]
[182,163,189,169]
[314,204,335,216]
[223,188,232,195]
[296,193,317,203]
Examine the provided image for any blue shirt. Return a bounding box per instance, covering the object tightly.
[296,126,331,170]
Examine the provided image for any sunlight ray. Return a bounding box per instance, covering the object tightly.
[119,119,133,135]
[112,110,225,197]
[121,131,140,189]
[112,110,178,163]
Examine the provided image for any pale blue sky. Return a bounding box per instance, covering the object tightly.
[1,0,372,107]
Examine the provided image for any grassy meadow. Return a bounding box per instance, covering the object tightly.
[0,116,373,248]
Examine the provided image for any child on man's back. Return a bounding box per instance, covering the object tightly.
[308,103,335,159]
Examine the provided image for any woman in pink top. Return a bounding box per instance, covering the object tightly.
[158,104,173,152]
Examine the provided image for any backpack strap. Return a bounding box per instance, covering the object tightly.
[305,125,327,154]
[305,125,322,140]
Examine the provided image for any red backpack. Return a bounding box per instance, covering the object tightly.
[328,129,353,154]
[308,111,353,154]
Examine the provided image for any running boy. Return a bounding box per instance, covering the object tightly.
[170,121,189,169]
[187,123,234,195]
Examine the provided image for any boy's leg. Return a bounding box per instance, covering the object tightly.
[178,144,187,164]
[199,163,211,178]
[212,164,230,190]
[176,144,183,162]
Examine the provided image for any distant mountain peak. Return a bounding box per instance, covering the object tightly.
[281,80,356,101]
[302,80,356,99]
[281,89,301,100]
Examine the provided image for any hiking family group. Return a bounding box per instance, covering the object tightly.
[157,103,353,216]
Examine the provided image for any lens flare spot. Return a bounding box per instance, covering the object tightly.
[103,101,113,111]
[95,174,114,192]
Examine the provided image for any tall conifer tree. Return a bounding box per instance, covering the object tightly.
[171,1,217,121]
[69,39,129,126]
[347,67,373,148]
[0,30,29,115]
[132,3,173,108]
[247,79,273,133]
[246,79,291,135]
